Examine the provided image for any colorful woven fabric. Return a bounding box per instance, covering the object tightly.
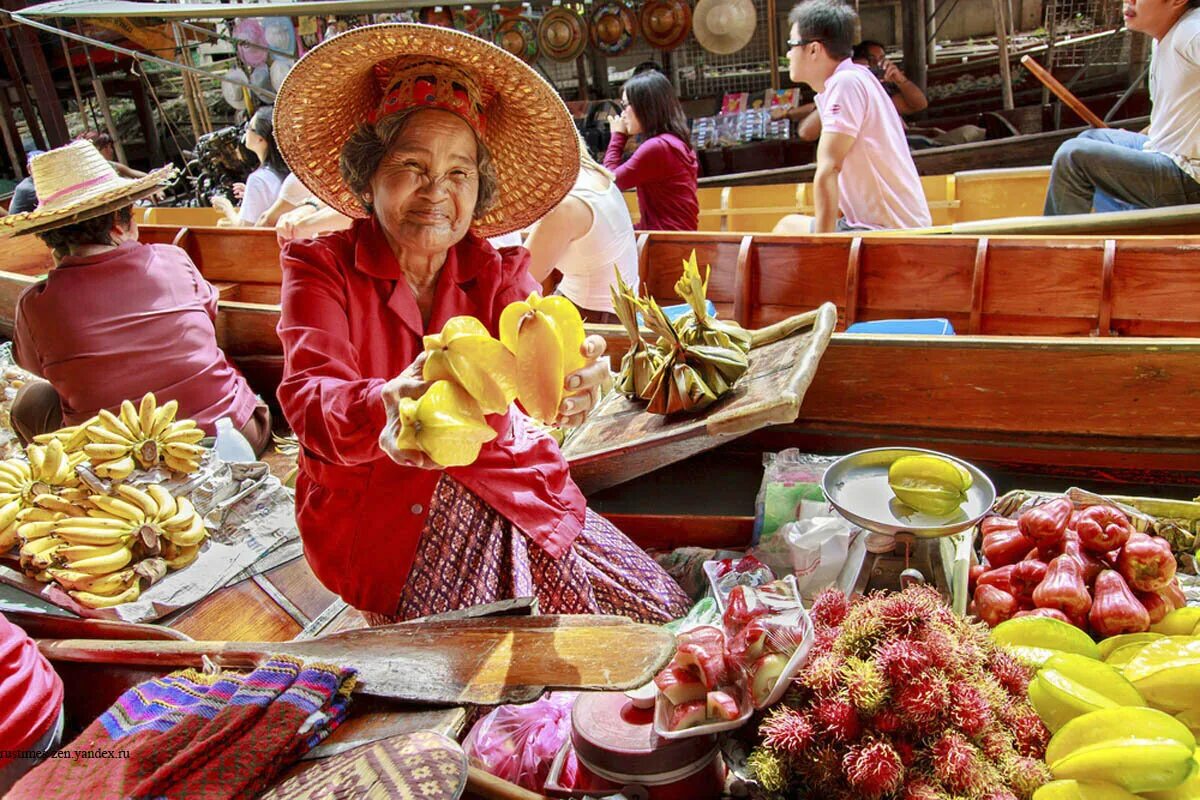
[7,656,356,800]
[364,475,691,625]
[260,730,467,799]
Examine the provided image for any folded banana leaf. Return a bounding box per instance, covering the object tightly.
[673,252,752,354]
[637,296,748,415]
[610,271,661,398]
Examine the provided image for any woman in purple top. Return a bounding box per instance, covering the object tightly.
[603,72,699,231]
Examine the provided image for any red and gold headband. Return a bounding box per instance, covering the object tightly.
[369,59,486,131]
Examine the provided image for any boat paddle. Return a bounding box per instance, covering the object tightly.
[34,614,675,705]
[1020,55,1108,129]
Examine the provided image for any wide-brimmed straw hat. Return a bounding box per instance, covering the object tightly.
[0,140,175,238]
[273,23,580,238]
[693,0,756,55]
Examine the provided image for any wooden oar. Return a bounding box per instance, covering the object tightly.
[1020,55,1108,129]
[35,614,674,705]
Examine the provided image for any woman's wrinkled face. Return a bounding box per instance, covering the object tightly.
[366,109,480,255]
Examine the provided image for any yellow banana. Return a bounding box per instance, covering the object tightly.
[84,442,133,462]
[163,542,200,570]
[163,513,205,547]
[162,442,206,461]
[163,422,204,445]
[163,455,200,475]
[149,400,178,439]
[27,444,45,477]
[0,460,30,483]
[138,394,157,440]
[29,539,67,570]
[58,516,132,530]
[33,495,84,516]
[146,485,177,521]
[0,499,20,530]
[62,422,93,452]
[17,520,60,542]
[95,409,136,443]
[58,542,133,574]
[49,567,135,593]
[95,456,136,481]
[115,484,159,519]
[119,400,142,439]
[32,431,58,445]
[0,522,17,551]
[54,525,133,547]
[89,495,145,524]
[19,534,62,560]
[18,508,62,524]
[160,496,196,529]
[70,581,141,608]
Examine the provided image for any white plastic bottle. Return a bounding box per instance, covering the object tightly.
[213,417,256,463]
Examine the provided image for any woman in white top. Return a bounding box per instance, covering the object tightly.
[523,143,639,324]
[212,106,290,226]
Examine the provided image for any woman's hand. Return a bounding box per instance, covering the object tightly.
[558,335,612,428]
[380,353,439,469]
[211,194,234,214]
[275,204,318,244]
[607,112,629,136]
[232,182,246,200]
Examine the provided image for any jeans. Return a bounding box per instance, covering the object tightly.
[1043,128,1200,215]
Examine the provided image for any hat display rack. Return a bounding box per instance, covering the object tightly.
[224,0,777,113]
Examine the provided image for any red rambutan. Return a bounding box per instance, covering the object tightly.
[875,639,932,685]
[895,670,950,730]
[950,684,995,738]
[870,707,903,734]
[1003,754,1053,800]
[812,625,841,656]
[982,791,1019,800]
[931,731,986,796]
[843,740,905,798]
[1007,707,1050,759]
[813,696,862,742]
[892,737,917,767]
[759,706,815,757]
[799,651,845,695]
[989,650,1033,698]
[978,727,1017,762]
[811,587,851,629]
[900,775,946,800]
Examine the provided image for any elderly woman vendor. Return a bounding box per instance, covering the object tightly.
[273,25,689,623]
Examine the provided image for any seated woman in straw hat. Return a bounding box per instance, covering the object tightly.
[523,140,640,325]
[0,141,271,454]
[273,23,689,623]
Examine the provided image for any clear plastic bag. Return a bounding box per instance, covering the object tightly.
[754,450,839,545]
[463,692,578,792]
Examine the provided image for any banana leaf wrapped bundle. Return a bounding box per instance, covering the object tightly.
[672,251,752,355]
[637,295,749,415]
[610,270,663,398]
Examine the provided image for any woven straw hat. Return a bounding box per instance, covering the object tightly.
[640,0,692,50]
[273,23,580,238]
[0,140,175,238]
[693,0,756,55]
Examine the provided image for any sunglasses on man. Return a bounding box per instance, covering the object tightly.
[787,36,823,48]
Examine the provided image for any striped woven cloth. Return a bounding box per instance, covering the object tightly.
[7,656,356,800]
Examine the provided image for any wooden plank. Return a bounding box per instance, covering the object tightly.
[163,578,303,642]
[262,556,341,625]
[603,513,754,550]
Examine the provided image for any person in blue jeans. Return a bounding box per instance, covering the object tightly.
[1044,0,1200,215]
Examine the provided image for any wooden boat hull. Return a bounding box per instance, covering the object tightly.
[3,227,1200,487]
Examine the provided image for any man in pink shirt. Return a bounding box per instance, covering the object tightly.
[1,141,270,454]
[783,0,931,232]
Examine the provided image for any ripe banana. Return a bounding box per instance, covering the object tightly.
[81,394,205,475]
[119,400,141,439]
[146,485,176,520]
[17,520,60,542]
[85,442,133,462]
[0,522,17,551]
[149,400,178,439]
[54,523,134,547]
[57,541,134,574]
[70,581,140,609]
[0,499,20,531]
[95,409,137,443]
[49,567,135,593]
[94,456,136,480]
[163,455,200,474]
[160,496,196,530]
[89,495,145,524]
[138,394,157,441]
[162,542,200,570]
[115,484,158,519]
[162,442,205,461]
[163,512,205,547]
[162,422,204,445]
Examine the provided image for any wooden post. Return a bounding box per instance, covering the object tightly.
[902,0,928,92]
[0,30,47,150]
[90,77,128,164]
[927,0,937,66]
[591,50,611,97]
[129,78,162,165]
[575,53,589,101]
[4,7,70,145]
[767,0,780,91]
[993,0,1014,110]
[172,23,205,139]
[0,90,23,179]
[59,36,92,132]
[1042,0,1057,108]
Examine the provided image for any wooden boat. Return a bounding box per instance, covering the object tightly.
[702,116,1149,188]
[4,225,1200,489]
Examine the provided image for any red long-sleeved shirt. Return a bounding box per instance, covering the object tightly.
[277,219,586,615]
[604,132,699,231]
[0,612,62,767]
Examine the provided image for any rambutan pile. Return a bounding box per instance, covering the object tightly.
[748,585,1051,800]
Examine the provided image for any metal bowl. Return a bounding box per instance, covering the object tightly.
[822,447,996,539]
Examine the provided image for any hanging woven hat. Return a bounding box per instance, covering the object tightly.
[493,15,539,64]
[259,731,468,799]
[692,0,756,55]
[453,7,495,40]
[539,6,587,63]
[0,140,175,238]
[639,0,691,50]
[273,23,579,238]
[590,1,638,55]
[419,6,454,27]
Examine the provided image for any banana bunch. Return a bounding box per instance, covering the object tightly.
[499,293,586,425]
[32,421,93,453]
[20,482,205,609]
[82,393,206,478]
[611,270,662,399]
[0,440,88,550]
